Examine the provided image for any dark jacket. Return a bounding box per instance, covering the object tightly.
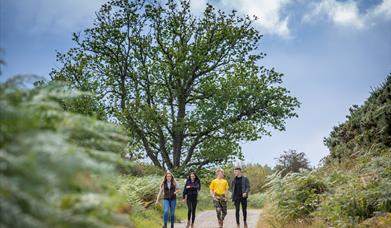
[163,181,177,200]
[182,178,201,199]
[230,176,250,200]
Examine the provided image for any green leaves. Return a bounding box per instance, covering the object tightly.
[51,0,300,172]
[267,170,326,223]
[266,75,391,227]
[324,74,391,163]
[0,76,133,227]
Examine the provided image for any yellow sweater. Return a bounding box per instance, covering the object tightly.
[209,178,229,195]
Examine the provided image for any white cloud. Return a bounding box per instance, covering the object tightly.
[10,0,292,38]
[9,0,105,34]
[368,0,391,20]
[303,0,391,29]
[217,0,293,38]
[189,0,208,16]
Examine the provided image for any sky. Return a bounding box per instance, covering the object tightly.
[1,0,390,167]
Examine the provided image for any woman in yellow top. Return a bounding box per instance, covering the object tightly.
[209,168,229,228]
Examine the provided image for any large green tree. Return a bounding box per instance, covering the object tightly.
[51,0,299,172]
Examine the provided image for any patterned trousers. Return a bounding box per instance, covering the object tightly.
[213,197,227,221]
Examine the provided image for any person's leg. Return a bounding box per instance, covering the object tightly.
[170,199,177,227]
[234,199,241,225]
[242,198,248,224]
[221,199,228,220]
[191,198,197,224]
[186,198,192,223]
[163,200,169,226]
[214,199,222,221]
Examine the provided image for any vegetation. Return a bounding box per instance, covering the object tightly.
[0,75,270,228]
[274,149,311,177]
[3,0,389,227]
[263,74,391,227]
[51,0,299,173]
[0,76,134,227]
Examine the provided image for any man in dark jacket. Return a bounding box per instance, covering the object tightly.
[230,167,250,228]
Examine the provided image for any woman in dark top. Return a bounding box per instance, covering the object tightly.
[182,172,201,228]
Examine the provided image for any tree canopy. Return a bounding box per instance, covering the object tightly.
[274,149,310,176]
[51,0,300,172]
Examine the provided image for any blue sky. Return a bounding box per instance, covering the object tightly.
[1,0,390,166]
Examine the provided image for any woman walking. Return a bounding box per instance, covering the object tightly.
[209,168,229,228]
[155,171,180,228]
[182,172,201,228]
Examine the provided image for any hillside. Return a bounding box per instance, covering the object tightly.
[263,74,391,227]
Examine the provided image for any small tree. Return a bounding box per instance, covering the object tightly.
[275,149,310,176]
[51,0,300,172]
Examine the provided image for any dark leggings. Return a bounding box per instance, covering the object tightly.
[234,197,247,224]
[186,195,198,224]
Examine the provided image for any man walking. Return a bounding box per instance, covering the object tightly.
[210,168,229,228]
[230,167,250,228]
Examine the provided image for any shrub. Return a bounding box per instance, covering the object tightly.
[0,76,132,227]
[266,170,326,223]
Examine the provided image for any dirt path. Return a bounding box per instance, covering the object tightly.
[175,209,261,228]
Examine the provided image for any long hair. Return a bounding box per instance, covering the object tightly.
[161,171,176,188]
[187,172,199,182]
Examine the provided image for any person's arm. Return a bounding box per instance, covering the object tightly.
[243,177,250,197]
[210,189,216,199]
[155,184,163,205]
[194,181,200,190]
[209,181,216,199]
[183,182,188,199]
[224,180,229,199]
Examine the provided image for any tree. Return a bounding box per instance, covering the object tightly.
[242,163,272,193]
[51,0,300,172]
[0,48,5,75]
[274,149,310,176]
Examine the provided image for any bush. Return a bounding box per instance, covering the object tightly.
[248,192,266,209]
[266,170,326,224]
[0,76,132,227]
[242,163,271,193]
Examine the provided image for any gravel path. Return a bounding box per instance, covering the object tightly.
[175,209,261,228]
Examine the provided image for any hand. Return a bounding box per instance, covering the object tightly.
[186,186,191,189]
[243,192,247,197]
[182,199,186,203]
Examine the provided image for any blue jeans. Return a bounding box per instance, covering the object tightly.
[163,199,176,225]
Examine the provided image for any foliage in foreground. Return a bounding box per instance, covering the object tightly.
[265,75,391,228]
[0,76,135,227]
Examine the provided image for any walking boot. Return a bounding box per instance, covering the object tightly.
[186,221,190,228]
[244,222,248,228]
